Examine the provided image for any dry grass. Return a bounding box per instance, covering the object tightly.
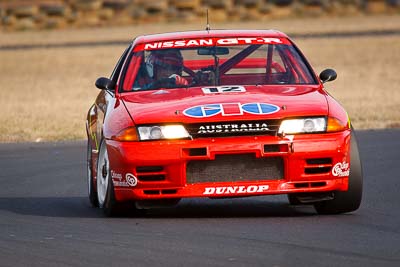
[1,15,400,142]
[0,46,124,142]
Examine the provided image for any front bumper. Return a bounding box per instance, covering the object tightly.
[106,130,351,201]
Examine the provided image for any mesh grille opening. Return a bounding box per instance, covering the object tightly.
[187,154,284,184]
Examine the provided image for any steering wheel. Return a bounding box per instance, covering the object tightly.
[183,66,201,86]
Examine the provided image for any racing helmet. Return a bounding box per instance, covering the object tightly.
[145,49,184,79]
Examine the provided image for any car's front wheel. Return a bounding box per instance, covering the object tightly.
[96,140,120,216]
[314,130,363,214]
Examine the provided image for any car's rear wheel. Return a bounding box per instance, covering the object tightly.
[314,130,363,214]
[87,140,98,207]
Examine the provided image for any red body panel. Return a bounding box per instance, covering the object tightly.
[107,131,350,201]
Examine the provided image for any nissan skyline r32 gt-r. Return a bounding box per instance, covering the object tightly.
[86,29,363,216]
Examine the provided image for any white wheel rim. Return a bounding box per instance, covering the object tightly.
[97,143,109,207]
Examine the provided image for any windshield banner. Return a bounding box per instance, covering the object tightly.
[134,37,291,51]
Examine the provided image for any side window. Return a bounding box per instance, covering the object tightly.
[110,45,131,84]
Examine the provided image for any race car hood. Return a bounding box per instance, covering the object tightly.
[120,85,328,124]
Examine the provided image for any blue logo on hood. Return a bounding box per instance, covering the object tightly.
[183,103,280,118]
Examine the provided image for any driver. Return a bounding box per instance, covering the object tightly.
[144,49,188,89]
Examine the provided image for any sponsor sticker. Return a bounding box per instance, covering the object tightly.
[332,162,350,177]
[111,170,122,180]
[113,180,130,187]
[203,185,269,195]
[197,122,269,134]
[112,170,130,187]
[183,102,280,118]
[111,171,138,187]
[126,173,138,187]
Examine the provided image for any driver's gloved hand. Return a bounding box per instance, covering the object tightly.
[169,74,188,86]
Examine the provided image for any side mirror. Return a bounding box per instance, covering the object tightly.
[319,69,337,83]
[95,77,115,90]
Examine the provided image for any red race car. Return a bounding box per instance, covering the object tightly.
[86,30,363,216]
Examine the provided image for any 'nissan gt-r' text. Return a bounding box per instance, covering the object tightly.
[86,30,363,216]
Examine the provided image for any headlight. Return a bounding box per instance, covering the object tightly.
[138,125,190,140]
[278,117,326,134]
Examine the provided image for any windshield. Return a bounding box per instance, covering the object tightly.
[121,37,317,92]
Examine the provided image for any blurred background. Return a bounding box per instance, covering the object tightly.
[1,0,399,30]
[0,0,399,142]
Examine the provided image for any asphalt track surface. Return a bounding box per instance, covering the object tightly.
[0,129,399,267]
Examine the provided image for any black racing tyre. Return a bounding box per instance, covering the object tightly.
[102,167,120,217]
[314,129,363,214]
[87,140,99,207]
